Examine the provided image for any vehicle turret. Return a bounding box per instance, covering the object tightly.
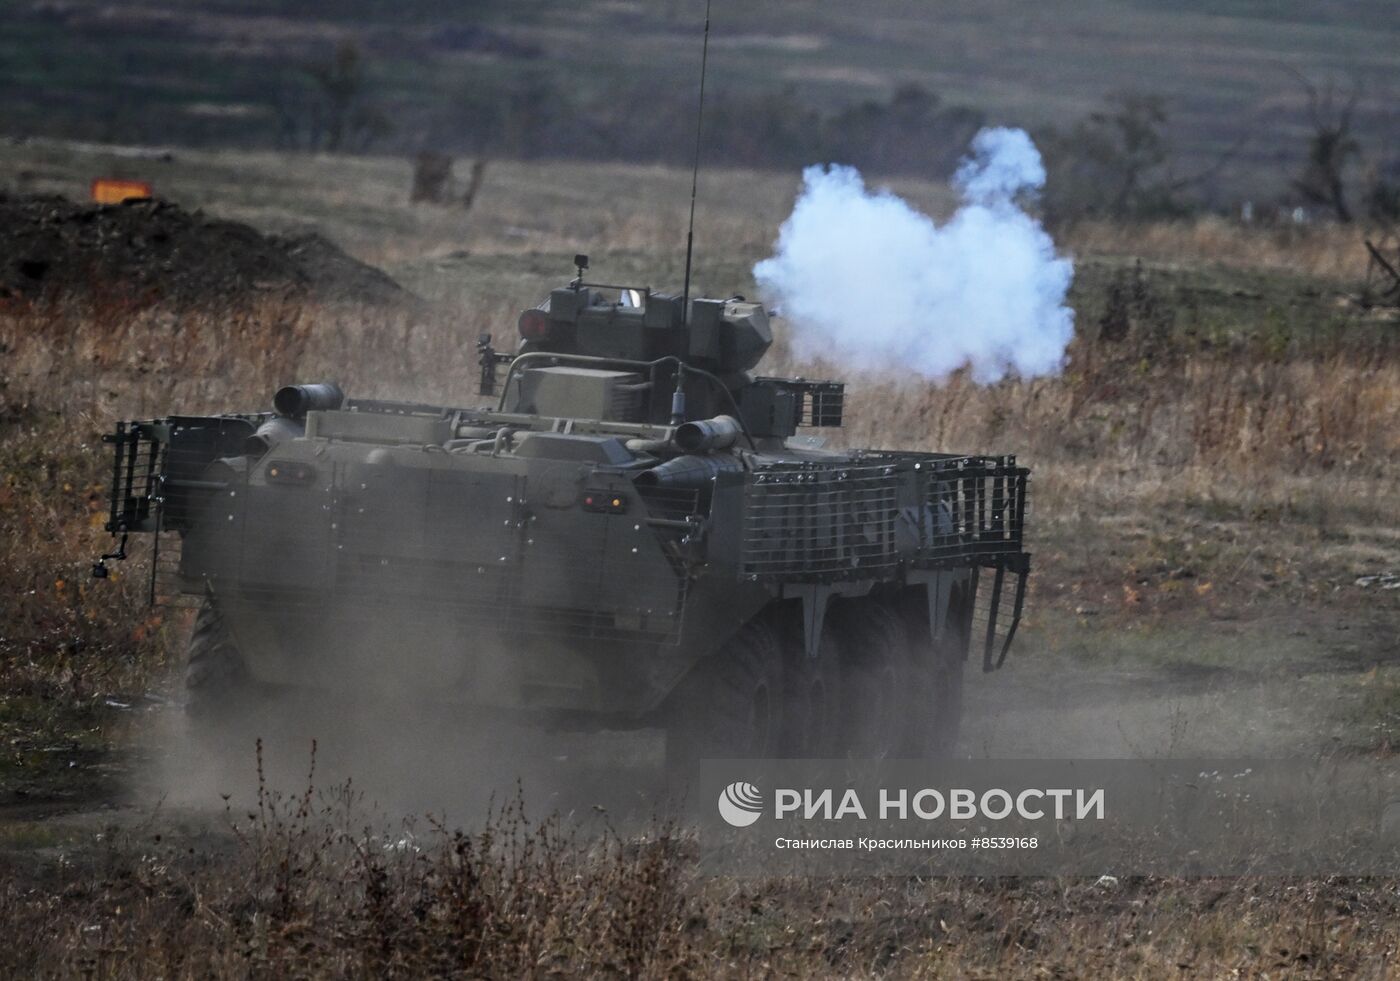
[482,255,844,439]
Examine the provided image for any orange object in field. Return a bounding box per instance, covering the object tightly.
[90,179,153,204]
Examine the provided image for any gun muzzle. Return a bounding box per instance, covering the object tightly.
[634,453,743,489]
[273,382,345,419]
[674,414,742,454]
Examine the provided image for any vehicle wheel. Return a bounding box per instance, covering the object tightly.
[665,617,784,773]
[900,587,970,757]
[931,645,966,755]
[783,624,842,758]
[184,597,251,720]
[833,599,911,759]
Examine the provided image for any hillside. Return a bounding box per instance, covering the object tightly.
[2,0,1397,198]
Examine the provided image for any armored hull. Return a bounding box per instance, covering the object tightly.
[98,276,1029,759]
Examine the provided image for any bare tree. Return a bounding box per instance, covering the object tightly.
[410,150,453,204]
[266,40,386,152]
[461,158,488,211]
[308,41,364,152]
[1041,93,1182,222]
[1288,71,1361,223]
[1095,93,1172,215]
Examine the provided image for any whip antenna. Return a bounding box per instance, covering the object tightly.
[680,0,712,325]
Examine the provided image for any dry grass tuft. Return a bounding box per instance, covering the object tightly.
[0,292,508,419]
[1,748,700,978]
[1063,216,1383,283]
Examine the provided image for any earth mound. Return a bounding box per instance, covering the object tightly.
[0,193,411,309]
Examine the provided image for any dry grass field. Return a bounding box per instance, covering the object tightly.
[3,141,1400,976]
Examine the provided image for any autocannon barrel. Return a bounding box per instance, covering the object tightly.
[273,382,345,418]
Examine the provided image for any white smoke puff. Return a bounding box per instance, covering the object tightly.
[955,127,1046,206]
[753,127,1074,383]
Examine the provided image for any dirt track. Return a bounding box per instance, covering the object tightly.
[4,606,1389,839]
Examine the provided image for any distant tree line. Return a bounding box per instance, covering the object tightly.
[427,79,987,180]
[275,42,1399,227]
[1036,80,1400,228]
[270,42,984,181]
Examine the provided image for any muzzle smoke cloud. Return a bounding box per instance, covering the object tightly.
[753,128,1074,383]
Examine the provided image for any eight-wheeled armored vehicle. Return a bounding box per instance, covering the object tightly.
[96,259,1029,761]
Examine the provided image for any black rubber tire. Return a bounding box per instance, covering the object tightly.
[833,599,912,759]
[900,588,970,758]
[932,648,966,755]
[782,624,843,758]
[184,597,251,719]
[665,617,785,773]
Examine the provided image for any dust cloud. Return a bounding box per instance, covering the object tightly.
[145,615,672,827]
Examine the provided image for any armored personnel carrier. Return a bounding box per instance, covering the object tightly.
[95,257,1029,762]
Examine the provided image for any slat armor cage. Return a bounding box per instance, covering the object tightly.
[739,453,1029,581]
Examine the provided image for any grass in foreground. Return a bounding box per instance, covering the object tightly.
[4,763,1399,978]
